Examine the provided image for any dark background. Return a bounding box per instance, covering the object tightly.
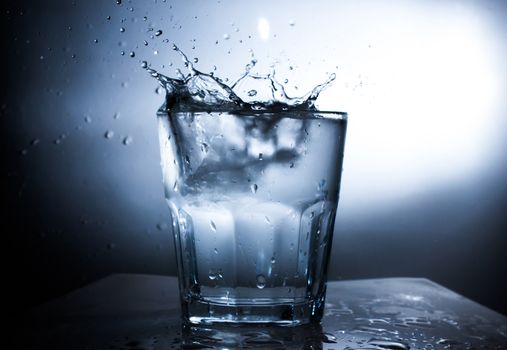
[3,0,507,317]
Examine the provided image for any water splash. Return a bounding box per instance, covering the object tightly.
[145,45,336,112]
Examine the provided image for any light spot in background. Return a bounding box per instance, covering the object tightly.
[257,17,270,40]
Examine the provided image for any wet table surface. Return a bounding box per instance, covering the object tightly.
[23,274,506,349]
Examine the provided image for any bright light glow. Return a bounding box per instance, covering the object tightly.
[332,3,505,211]
[257,17,270,40]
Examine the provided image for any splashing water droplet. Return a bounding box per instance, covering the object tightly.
[113,112,120,119]
[251,184,258,193]
[123,136,133,145]
[256,274,266,289]
[104,130,114,139]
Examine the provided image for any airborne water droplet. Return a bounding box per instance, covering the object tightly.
[289,19,295,26]
[84,115,92,123]
[120,27,125,32]
[210,220,216,231]
[258,153,263,160]
[141,60,148,68]
[116,0,121,4]
[223,33,230,40]
[155,29,163,36]
[251,184,258,193]
[104,130,114,139]
[129,51,135,57]
[256,274,266,289]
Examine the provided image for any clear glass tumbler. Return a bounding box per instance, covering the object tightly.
[158,105,347,325]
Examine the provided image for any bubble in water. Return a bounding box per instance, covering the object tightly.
[208,270,217,280]
[258,153,263,160]
[193,57,199,63]
[123,136,133,145]
[223,33,230,40]
[155,29,163,36]
[256,274,266,289]
[93,39,98,43]
[251,184,258,193]
[155,86,164,94]
[104,130,114,139]
[106,15,111,20]
[210,220,217,231]
[116,0,121,4]
[270,256,276,264]
[120,27,125,32]
[141,60,148,68]
[129,51,135,57]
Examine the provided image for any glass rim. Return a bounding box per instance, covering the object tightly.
[158,108,347,121]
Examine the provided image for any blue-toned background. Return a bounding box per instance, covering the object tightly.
[4,0,507,315]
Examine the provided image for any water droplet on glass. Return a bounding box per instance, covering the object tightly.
[223,33,230,40]
[141,60,148,68]
[247,89,257,97]
[129,51,135,57]
[251,184,258,193]
[123,136,133,145]
[208,270,217,280]
[104,130,114,139]
[120,27,125,33]
[256,274,266,289]
[155,29,163,36]
[210,220,216,231]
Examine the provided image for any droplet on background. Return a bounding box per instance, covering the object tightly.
[223,33,230,40]
[104,130,114,139]
[155,29,163,36]
[123,136,133,145]
[129,51,135,57]
[251,184,258,193]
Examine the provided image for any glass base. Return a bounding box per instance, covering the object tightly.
[182,297,324,326]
